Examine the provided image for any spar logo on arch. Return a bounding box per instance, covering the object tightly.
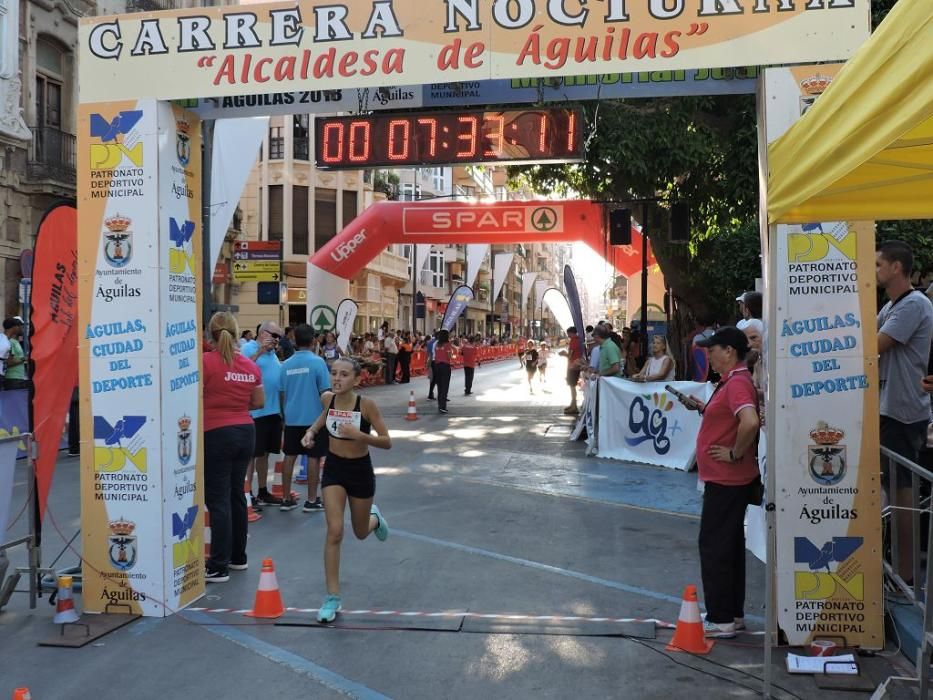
[404,204,564,236]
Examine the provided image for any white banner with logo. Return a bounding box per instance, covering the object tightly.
[209,118,268,272]
[765,66,882,648]
[0,438,18,538]
[520,272,537,310]
[335,298,358,352]
[78,100,204,616]
[465,244,489,291]
[595,379,713,470]
[158,102,205,611]
[492,253,513,303]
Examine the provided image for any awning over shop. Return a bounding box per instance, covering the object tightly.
[767,0,933,224]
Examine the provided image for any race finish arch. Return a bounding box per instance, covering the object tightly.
[74,3,878,676]
[307,199,652,316]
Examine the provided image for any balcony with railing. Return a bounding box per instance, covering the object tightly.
[126,0,176,10]
[27,126,76,185]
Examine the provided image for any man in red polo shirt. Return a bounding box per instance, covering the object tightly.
[461,335,478,395]
[680,326,760,639]
[562,326,584,415]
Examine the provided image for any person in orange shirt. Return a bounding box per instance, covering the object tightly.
[433,330,456,414]
[461,335,478,395]
[397,332,413,383]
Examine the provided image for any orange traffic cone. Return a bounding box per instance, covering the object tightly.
[666,585,714,654]
[53,574,80,624]
[268,454,299,501]
[12,689,32,700]
[244,558,285,619]
[244,481,262,522]
[405,390,419,421]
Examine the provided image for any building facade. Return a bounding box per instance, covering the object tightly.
[1,0,91,316]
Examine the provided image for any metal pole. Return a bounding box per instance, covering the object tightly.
[412,243,418,335]
[640,202,649,358]
[201,119,214,330]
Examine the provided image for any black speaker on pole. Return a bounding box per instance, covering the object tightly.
[670,202,690,241]
[609,208,632,245]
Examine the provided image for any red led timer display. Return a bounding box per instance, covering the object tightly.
[315,108,583,169]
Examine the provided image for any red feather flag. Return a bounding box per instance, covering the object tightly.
[30,203,78,519]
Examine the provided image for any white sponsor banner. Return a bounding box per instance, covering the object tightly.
[520,272,537,309]
[595,379,713,471]
[157,102,204,611]
[542,288,573,331]
[335,298,358,352]
[492,253,513,303]
[189,86,422,120]
[465,244,489,291]
[534,279,549,309]
[765,66,882,649]
[210,118,268,272]
[0,439,18,537]
[82,101,165,613]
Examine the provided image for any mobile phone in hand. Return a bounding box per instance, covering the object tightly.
[665,384,702,411]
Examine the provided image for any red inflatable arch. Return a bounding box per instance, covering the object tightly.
[306,199,653,316]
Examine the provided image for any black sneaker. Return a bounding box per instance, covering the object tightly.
[427,395,435,400]
[205,568,229,583]
[279,498,298,512]
[229,561,248,571]
[256,490,283,506]
[303,498,324,512]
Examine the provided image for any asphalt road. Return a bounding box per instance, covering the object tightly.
[0,358,903,698]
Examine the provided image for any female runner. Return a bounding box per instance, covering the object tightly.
[301,357,392,623]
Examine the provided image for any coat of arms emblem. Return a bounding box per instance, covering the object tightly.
[808,422,846,486]
[108,518,138,571]
[103,214,132,268]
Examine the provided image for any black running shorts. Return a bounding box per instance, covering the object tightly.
[322,453,375,499]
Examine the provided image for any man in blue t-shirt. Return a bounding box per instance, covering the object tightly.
[241,321,285,508]
[281,324,332,512]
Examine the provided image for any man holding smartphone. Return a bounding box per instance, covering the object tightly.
[676,327,760,639]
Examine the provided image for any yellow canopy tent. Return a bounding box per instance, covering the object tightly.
[767,0,933,224]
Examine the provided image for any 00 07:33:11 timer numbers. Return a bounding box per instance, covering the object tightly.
[314,108,583,169]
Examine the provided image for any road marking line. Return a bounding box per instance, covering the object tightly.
[185,611,393,699]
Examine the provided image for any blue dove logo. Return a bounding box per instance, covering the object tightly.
[90,110,143,143]
[172,505,199,541]
[794,536,862,573]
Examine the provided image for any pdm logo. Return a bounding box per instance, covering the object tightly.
[89,110,143,169]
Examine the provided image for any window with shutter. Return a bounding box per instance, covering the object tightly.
[292,185,309,256]
[268,185,283,242]
[314,188,337,252]
[342,190,358,228]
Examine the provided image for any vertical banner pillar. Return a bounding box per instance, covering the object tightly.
[77,100,204,616]
[763,66,883,649]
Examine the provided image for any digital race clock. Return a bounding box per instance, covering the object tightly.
[314,108,583,169]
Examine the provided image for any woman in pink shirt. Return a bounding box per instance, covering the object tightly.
[202,312,264,582]
[678,327,760,640]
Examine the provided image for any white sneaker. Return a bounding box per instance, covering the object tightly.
[703,619,736,638]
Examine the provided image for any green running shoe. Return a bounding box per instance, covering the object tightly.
[317,594,342,623]
[371,505,389,541]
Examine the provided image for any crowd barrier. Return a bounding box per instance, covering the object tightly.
[0,390,30,458]
[573,377,715,471]
[357,344,520,387]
